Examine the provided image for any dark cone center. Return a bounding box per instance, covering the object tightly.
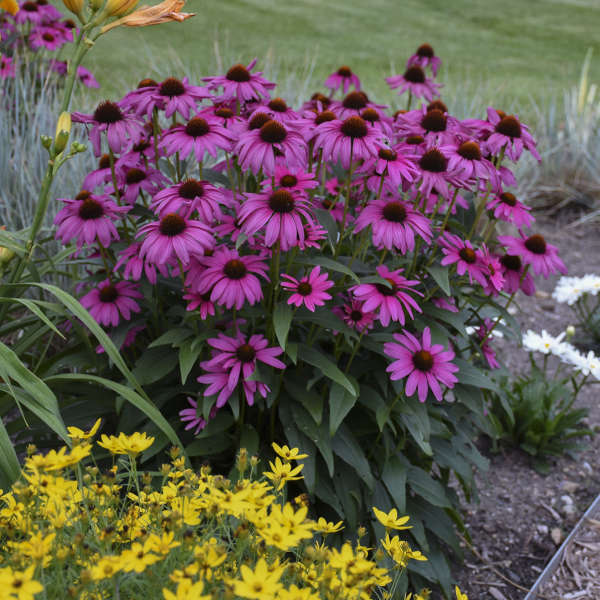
[427,100,448,113]
[501,254,522,271]
[268,97,288,112]
[315,110,336,125]
[78,198,104,220]
[413,349,434,371]
[403,66,426,84]
[99,284,119,303]
[340,116,368,139]
[500,192,517,206]
[137,78,158,88]
[361,108,380,123]
[342,91,368,110]
[159,213,186,237]
[75,190,92,201]
[421,109,446,132]
[406,135,424,145]
[459,247,477,264]
[226,64,251,82]
[350,309,363,321]
[337,66,353,77]
[179,179,205,199]
[224,259,247,279]
[235,343,256,362]
[382,202,408,223]
[458,141,482,161]
[98,155,111,170]
[248,112,271,130]
[259,120,287,144]
[297,282,312,296]
[93,101,123,124]
[132,140,151,153]
[419,149,447,172]
[416,43,435,58]
[375,278,398,296]
[125,168,146,184]
[42,33,55,41]
[524,234,547,255]
[215,107,234,118]
[311,92,331,107]
[185,117,210,138]
[268,190,295,213]
[22,1,37,10]
[378,148,398,161]
[159,77,185,97]
[280,174,298,188]
[495,115,522,138]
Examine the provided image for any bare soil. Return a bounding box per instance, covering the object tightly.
[453,215,600,600]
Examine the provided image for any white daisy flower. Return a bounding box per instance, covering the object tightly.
[522,329,566,355]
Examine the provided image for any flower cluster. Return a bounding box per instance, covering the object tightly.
[0,427,452,600]
[0,0,98,87]
[58,44,565,428]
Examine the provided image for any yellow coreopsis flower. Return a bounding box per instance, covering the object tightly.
[0,0,18,15]
[276,585,320,600]
[163,579,210,600]
[97,431,154,456]
[271,443,309,461]
[314,517,344,534]
[382,534,427,568]
[455,586,468,600]
[13,531,56,567]
[372,507,412,530]
[231,558,285,600]
[67,418,102,442]
[24,443,92,472]
[147,531,180,555]
[265,457,304,491]
[0,565,43,600]
[120,540,161,573]
[89,556,123,581]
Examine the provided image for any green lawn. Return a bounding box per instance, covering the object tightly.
[84,0,600,114]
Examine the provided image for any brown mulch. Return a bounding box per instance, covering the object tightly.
[452,214,600,600]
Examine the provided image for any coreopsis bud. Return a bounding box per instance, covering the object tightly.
[61,0,83,16]
[54,111,71,155]
[236,447,248,475]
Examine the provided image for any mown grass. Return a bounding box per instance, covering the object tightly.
[85,0,600,110]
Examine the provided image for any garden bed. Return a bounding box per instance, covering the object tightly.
[454,215,600,599]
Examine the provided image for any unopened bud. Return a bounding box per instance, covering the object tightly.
[103,0,139,17]
[54,112,71,154]
[62,0,83,16]
[566,325,575,340]
[0,245,15,266]
[70,141,87,154]
[40,135,52,150]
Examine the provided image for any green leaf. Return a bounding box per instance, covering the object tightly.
[407,466,451,508]
[284,379,323,424]
[331,424,374,489]
[239,424,259,456]
[381,456,408,513]
[0,414,21,487]
[329,383,356,436]
[294,255,359,283]
[0,298,64,339]
[179,338,203,384]
[149,328,193,348]
[423,304,467,337]
[133,347,178,386]
[273,303,293,350]
[313,208,338,250]
[298,344,357,396]
[425,265,451,296]
[46,374,183,451]
[401,402,432,456]
[186,434,232,456]
[453,358,499,391]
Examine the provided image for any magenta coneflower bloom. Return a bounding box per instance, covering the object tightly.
[329,91,387,120]
[299,222,327,250]
[119,78,160,116]
[54,190,129,250]
[486,191,534,228]
[499,253,536,295]
[360,107,394,137]
[114,242,167,285]
[314,115,384,168]
[432,296,459,313]
[478,247,505,296]
[203,59,275,103]
[235,118,307,175]
[446,138,497,182]
[475,318,500,369]
[497,233,567,278]
[351,265,423,327]
[150,77,211,119]
[238,189,314,250]
[80,279,143,327]
[0,55,15,79]
[415,144,464,199]
[197,103,246,131]
[406,43,442,76]
[439,233,488,286]
[29,26,67,51]
[197,366,270,408]
[281,266,333,312]
[395,107,462,144]
[253,97,301,124]
[76,65,99,88]
[354,198,432,253]
[137,213,214,266]
[14,1,46,24]
[386,66,441,101]
[356,145,419,189]
[161,115,235,162]
[179,397,207,435]
[324,66,361,94]
[484,107,540,162]
[333,298,376,333]
[72,100,144,156]
[190,247,269,309]
[96,324,144,355]
[261,165,318,194]
[183,290,216,320]
[82,154,113,191]
[151,179,224,222]
[384,327,459,403]
[202,332,285,394]
[114,164,169,204]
